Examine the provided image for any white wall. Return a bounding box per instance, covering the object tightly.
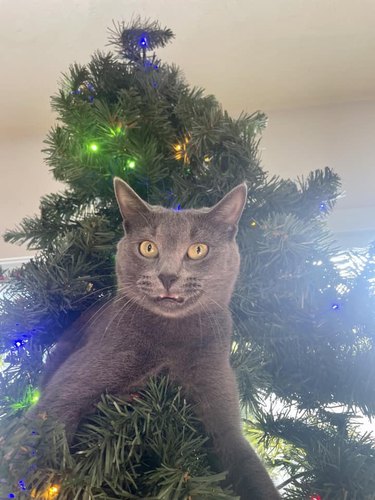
[261,100,375,247]
[1,100,374,259]
[0,134,59,259]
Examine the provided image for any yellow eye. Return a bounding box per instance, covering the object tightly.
[187,243,209,260]
[139,240,159,258]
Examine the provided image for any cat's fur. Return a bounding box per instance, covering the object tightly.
[31,178,280,499]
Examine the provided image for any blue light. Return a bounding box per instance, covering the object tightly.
[13,338,29,348]
[139,36,148,48]
[8,494,15,499]
[331,303,340,310]
[177,204,182,211]
[320,202,328,213]
[18,480,26,491]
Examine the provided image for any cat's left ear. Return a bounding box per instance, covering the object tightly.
[208,183,247,230]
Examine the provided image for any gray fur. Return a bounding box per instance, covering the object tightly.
[31,178,280,499]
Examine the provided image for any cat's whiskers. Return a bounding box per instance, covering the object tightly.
[129,294,146,330]
[113,294,140,331]
[80,282,138,340]
[99,294,139,343]
[197,296,224,345]
[206,295,251,342]
[70,283,117,306]
[72,295,123,338]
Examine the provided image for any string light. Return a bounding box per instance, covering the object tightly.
[89,143,99,153]
[109,124,123,137]
[71,81,95,103]
[319,202,328,213]
[10,387,41,411]
[48,485,60,498]
[127,159,136,169]
[31,389,40,405]
[249,219,257,228]
[31,483,60,499]
[13,337,29,349]
[173,136,190,163]
[19,480,27,491]
[139,35,148,48]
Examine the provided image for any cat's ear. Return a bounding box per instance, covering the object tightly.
[208,183,247,228]
[113,177,151,225]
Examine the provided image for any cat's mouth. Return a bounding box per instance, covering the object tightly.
[156,294,185,304]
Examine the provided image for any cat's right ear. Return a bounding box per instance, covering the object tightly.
[113,177,151,229]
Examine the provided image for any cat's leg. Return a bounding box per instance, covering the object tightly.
[28,348,141,442]
[181,360,281,500]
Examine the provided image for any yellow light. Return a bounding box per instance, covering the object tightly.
[31,484,60,499]
[47,484,60,499]
[173,135,190,163]
[250,220,257,227]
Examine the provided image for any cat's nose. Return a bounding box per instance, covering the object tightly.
[158,273,178,290]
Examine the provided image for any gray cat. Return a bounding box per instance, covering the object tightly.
[31,178,281,499]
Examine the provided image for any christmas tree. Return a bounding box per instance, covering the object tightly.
[1,18,375,499]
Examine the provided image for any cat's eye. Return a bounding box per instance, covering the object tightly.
[187,243,209,260]
[139,240,159,258]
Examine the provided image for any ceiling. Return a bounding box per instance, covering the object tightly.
[2,0,375,135]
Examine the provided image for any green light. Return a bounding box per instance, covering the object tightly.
[127,160,136,169]
[109,126,123,137]
[89,143,99,152]
[10,387,41,410]
[31,389,40,404]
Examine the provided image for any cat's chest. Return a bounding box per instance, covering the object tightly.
[93,306,231,365]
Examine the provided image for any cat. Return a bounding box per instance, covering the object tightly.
[29,178,281,500]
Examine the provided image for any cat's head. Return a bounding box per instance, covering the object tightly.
[114,178,247,318]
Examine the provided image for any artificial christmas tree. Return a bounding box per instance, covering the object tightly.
[1,18,374,499]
